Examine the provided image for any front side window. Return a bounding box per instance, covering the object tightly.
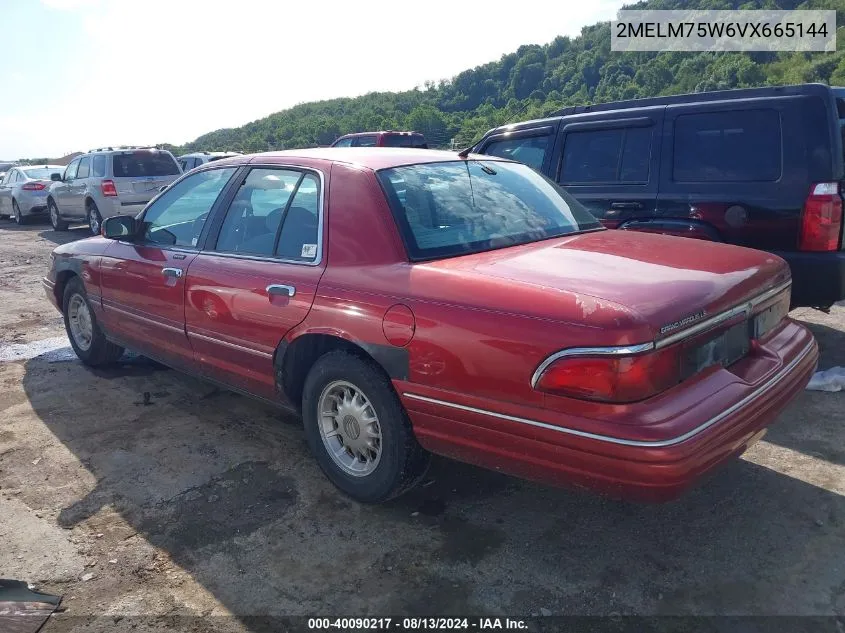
[352,135,377,147]
[378,160,601,260]
[141,167,236,247]
[214,168,321,261]
[76,157,91,179]
[112,151,181,178]
[333,137,353,147]
[673,109,782,182]
[483,134,551,171]
[561,126,652,184]
[92,155,106,177]
[64,159,79,181]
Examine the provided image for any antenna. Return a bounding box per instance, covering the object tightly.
[456,100,535,158]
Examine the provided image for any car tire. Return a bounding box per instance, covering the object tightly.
[62,277,124,366]
[49,199,69,231]
[13,200,26,225]
[86,202,102,236]
[301,350,429,503]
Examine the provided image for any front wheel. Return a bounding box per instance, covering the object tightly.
[13,200,26,225]
[302,351,429,503]
[62,277,124,366]
[87,203,102,236]
[49,199,69,231]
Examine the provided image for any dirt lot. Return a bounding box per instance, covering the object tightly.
[0,220,844,630]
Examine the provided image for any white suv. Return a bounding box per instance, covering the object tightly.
[177,151,242,172]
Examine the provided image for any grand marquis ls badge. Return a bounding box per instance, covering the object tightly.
[659,310,707,335]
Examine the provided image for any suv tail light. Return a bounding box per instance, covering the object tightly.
[21,182,45,191]
[533,346,680,403]
[101,180,118,197]
[799,182,842,252]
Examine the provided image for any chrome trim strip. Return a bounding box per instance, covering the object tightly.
[188,331,273,359]
[406,339,814,449]
[530,342,654,389]
[103,303,185,335]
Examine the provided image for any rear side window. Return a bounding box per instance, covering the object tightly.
[76,157,91,179]
[483,134,551,171]
[673,110,781,182]
[561,127,651,184]
[383,134,427,148]
[352,135,378,147]
[92,155,106,177]
[113,151,181,178]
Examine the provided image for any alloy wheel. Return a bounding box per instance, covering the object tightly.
[318,380,383,477]
[67,294,93,351]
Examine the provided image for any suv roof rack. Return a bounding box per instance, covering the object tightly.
[87,145,158,153]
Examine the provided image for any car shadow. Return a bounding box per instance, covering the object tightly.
[37,226,91,246]
[17,347,845,622]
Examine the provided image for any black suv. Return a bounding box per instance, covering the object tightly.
[474,83,845,309]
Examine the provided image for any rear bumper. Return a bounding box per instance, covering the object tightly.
[774,250,845,307]
[401,321,817,502]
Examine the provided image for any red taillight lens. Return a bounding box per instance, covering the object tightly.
[799,182,842,252]
[535,347,680,403]
[101,180,118,197]
[21,182,45,191]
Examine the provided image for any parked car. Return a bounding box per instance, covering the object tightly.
[177,151,243,172]
[0,165,64,224]
[473,83,845,310]
[44,148,817,504]
[331,131,427,148]
[47,147,182,235]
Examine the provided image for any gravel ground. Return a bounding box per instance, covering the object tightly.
[0,220,843,631]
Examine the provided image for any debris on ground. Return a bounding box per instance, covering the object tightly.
[806,366,845,392]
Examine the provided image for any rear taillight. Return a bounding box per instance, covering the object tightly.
[534,346,680,403]
[101,180,118,197]
[799,182,842,252]
[21,182,45,191]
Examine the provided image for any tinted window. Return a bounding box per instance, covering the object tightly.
[76,157,91,179]
[378,160,601,260]
[673,110,781,182]
[92,155,106,177]
[64,160,79,181]
[483,134,551,170]
[141,168,236,247]
[179,158,194,171]
[352,135,378,147]
[215,168,304,256]
[382,134,427,148]
[561,127,652,184]
[112,151,181,178]
[333,137,354,147]
[23,167,62,180]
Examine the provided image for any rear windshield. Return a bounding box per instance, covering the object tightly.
[383,134,427,148]
[23,167,61,179]
[378,160,601,260]
[112,151,180,178]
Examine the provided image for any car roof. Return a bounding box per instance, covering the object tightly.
[242,148,505,171]
[338,131,423,138]
[180,151,241,158]
[21,165,63,170]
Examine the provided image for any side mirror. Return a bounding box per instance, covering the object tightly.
[102,215,138,240]
[51,173,62,182]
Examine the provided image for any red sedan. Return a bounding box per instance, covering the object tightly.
[43,149,818,503]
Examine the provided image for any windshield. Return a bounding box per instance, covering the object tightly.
[23,167,61,179]
[378,160,601,260]
[112,151,180,178]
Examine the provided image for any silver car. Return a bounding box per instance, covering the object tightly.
[0,165,64,224]
[48,147,182,234]
[177,151,242,172]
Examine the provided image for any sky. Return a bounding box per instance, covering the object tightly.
[0,0,625,159]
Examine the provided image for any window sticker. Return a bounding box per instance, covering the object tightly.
[301,243,317,258]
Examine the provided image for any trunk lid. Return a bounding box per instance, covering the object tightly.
[437,230,791,339]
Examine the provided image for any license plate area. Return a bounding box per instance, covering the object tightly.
[682,321,750,379]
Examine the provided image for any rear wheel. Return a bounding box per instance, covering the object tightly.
[302,350,429,503]
[13,200,26,225]
[87,202,102,236]
[62,277,124,366]
[49,199,69,231]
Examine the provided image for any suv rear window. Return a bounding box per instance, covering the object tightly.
[673,110,782,182]
[383,134,427,148]
[112,151,180,178]
[378,160,601,260]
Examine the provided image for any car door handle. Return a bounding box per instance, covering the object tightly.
[162,267,183,278]
[610,202,642,210]
[267,284,296,298]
